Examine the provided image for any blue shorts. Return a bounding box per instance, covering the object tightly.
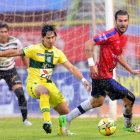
[91,78,135,102]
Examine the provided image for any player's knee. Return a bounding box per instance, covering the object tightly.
[36,85,50,96]
[41,89,50,96]
[126,92,135,106]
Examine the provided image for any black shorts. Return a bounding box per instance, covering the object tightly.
[91,78,134,101]
[0,67,22,90]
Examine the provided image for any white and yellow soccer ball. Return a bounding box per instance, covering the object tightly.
[98,118,116,136]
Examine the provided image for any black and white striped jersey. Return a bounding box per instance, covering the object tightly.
[0,36,23,70]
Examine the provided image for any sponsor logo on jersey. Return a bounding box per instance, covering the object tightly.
[36,53,44,56]
[109,68,113,72]
[47,57,51,63]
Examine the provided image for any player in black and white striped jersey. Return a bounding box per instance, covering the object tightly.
[0,23,32,125]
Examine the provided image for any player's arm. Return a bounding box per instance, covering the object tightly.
[0,49,23,57]
[17,39,29,68]
[20,56,29,68]
[85,39,96,58]
[63,61,91,92]
[119,54,140,75]
[85,39,98,77]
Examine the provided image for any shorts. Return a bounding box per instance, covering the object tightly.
[0,67,22,90]
[27,82,66,109]
[91,78,134,101]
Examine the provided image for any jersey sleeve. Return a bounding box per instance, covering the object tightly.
[22,45,34,58]
[16,39,23,49]
[93,32,108,45]
[58,50,68,64]
[93,28,117,45]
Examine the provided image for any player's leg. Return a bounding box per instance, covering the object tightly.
[61,97,105,136]
[13,85,27,122]
[5,68,31,125]
[122,92,140,132]
[47,84,72,135]
[122,96,134,131]
[63,96,104,122]
[60,79,105,122]
[55,102,70,115]
[12,85,32,125]
[59,79,106,135]
[106,78,140,132]
[54,102,76,136]
[35,85,51,122]
[30,83,51,133]
[55,102,70,135]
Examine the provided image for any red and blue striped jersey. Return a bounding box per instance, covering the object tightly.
[92,27,127,79]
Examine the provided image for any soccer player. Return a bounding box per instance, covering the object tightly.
[59,10,140,135]
[0,24,32,125]
[0,24,91,134]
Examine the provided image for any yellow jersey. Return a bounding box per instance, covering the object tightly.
[23,43,67,84]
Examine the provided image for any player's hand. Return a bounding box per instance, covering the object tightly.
[83,81,91,92]
[131,70,140,75]
[89,66,98,77]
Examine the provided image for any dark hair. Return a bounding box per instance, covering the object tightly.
[41,23,57,37]
[115,10,129,20]
[0,23,9,31]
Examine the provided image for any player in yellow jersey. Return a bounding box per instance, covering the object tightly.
[0,24,91,135]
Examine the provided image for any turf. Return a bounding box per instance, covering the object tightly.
[0,117,140,140]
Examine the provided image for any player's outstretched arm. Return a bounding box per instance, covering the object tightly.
[63,61,91,92]
[85,39,98,77]
[119,54,140,75]
[0,49,23,57]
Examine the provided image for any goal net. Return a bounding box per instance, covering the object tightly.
[0,0,139,118]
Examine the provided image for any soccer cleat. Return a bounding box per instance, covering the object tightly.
[58,131,76,136]
[23,119,32,126]
[123,123,140,133]
[58,120,76,136]
[59,115,70,136]
[67,131,77,136]
[43,122,52,134]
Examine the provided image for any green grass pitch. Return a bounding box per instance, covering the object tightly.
[0,117,140,140]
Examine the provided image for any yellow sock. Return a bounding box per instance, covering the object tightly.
[40,94,51,123]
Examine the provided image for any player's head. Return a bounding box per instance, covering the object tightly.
[41,23,57,49]
[0,23,9,43]
[115,10,129,34]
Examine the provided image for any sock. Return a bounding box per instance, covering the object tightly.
[14,87,27,122]
[40,94,51,123]
[66,99,92,122]
[122,105,132,128]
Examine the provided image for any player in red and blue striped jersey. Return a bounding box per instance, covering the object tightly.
[59,10,140,135]
[92,27,127,79]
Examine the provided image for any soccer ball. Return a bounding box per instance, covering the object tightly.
[98,118,116,136]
